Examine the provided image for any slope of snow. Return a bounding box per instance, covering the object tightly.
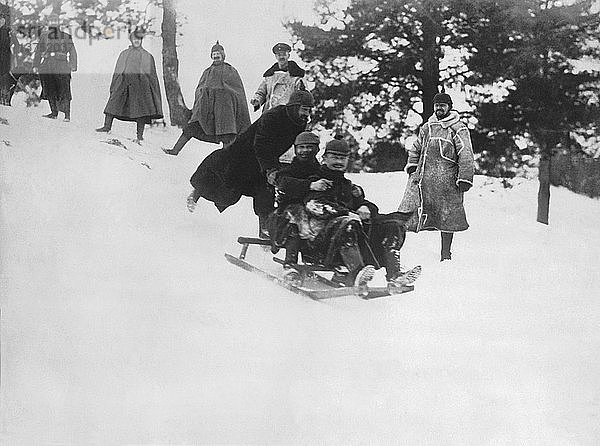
[1,104,600,445]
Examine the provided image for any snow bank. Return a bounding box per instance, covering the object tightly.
[1,104,599,445]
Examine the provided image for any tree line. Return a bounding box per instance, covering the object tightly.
[286,0,600,223]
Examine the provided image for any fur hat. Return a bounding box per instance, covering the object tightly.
[129,26,147,41]
[211,41,225,59]
[287,90,315,107]
[433,92,453,107]
[294,131,320,146]
[324,139,350,156]
[272,42,292,54]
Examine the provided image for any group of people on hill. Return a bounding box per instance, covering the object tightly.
[0,9,476,287]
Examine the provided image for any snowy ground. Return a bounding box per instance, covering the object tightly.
[1,102,600,445]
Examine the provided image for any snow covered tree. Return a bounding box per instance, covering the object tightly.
[285,0,482,142]
[464,0,600,224]
[7,0,190,126]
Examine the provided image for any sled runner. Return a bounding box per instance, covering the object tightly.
[225,237,414,300]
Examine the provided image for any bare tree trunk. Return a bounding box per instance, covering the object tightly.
[537,143,551,225]
[161,0,190,127]
[420,10,440,122]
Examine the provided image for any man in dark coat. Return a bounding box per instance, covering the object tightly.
[33,13,77,121]
[163,41,251,155]
[187,90,314,235]
[95,28,163,143]
[274,138,421,289]
[398,92,474,261]
[0,4,20,106]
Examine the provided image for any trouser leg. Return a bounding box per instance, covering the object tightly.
[62,100,70,120]
[370,218,406,280]
[103,114,114,130]
[136,119,145,140]
[283,226,301,266]
[48,98,58,116]
[173,133,191,154]
[441,231,454,260]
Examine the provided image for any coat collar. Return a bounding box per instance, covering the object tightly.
[263,60,305,77]
[428,110,460,128]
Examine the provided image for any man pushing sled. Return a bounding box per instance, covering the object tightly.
[224,133,421,299]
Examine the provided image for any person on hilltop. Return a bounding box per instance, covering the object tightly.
[186,90,314,238]
[0,4,20,106]
[95,27,163,144]
[162,41,250,156]
[250,42,306,114]
[33,12,77,121]
[398,92,475,261]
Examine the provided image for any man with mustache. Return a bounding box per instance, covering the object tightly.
[272,137,421,291]
[162,41,250,155]
[187,90,314,238]
[398,92,475,261]
[250,42,305,114]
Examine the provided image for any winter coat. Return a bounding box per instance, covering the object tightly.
[103,46,163,121]
[398,110,474,232]
[189,61,250,137]
[190,104,306,212]
[274,157,322,207]
[304,165,379,217]
[33,28,77,74]
[277,165,377,241]
[252,60,305,113]
[0,21,18,77]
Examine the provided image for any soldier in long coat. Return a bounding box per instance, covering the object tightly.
[0,4,20,106]
[163,41,250,155]
[33,13,77,121]
[187,90,314,236]
[95,28,162,143]
[398,93,475,261]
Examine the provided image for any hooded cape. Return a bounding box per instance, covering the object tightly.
[104,46,163,121]
[189,61,250,136]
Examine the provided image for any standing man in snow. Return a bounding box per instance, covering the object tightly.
[162,41,250,156]
[187,90,314,237]
[398,92,474,261]
[250,43,307,165]
[0,3,20,106]
[95,27,163,143]
[33,12,77,121]
[250,42,306,114]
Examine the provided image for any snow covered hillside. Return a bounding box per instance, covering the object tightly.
[1,103,600,445]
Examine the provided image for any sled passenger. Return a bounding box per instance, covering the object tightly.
[398,92,474,261]
[271,137,421,290]
[186,90,314,237]
[163,41,251,156]
[95,27,163,143]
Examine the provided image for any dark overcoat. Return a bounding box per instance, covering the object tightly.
[33,28,77,102]
[103,46,163,122]
[190,105,306,212]
[189,61,250,137]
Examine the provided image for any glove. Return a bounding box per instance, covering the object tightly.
[406,165,417,175]
[457,181,472,193]
[266,168,278,186]
[251,99,261,112]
